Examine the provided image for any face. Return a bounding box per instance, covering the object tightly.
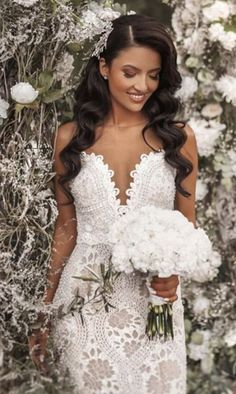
[99,46,161,113]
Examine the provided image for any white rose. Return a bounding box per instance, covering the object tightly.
[196,179,208,200]
[203,1,231,23]
[228,149,236,177]
[11,82,39,104]
[189,116,225,157]
[188,330,211,361]
[176,76,198,102]
[216,75,236,106]
[224,325,236,348]
[201,103,223,118]
[193,294,210,316]
[209,24,236,51]
[0,97,9,119]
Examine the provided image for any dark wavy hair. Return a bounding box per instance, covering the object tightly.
[59,14,193,205]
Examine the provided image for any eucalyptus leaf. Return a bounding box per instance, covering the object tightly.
[70,0,82,6]
[42,89,64,103]
[67,42,81,53]
[38,70,54,91]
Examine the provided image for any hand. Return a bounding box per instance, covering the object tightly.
[149,274,179,303]
[28,326,50,374]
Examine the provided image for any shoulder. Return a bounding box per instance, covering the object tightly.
[54,121,77,148]
[53,121,77,174]
[175,122,198,162]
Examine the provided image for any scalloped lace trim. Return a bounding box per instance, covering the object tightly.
[80,150,165,215]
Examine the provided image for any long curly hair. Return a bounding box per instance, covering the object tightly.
[59,14,193,205]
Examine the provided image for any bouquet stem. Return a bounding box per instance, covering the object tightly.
[146,302,174,341]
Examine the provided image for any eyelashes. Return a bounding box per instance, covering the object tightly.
[123,72,160,80]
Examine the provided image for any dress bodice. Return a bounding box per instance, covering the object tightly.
[69,150,177,246]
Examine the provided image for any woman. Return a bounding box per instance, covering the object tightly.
[29,14,198,394]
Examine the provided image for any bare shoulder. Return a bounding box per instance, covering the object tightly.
[54,121,77,148]
[175,122,198,161]
[53,121,77,176]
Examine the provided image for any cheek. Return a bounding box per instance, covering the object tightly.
[149,80,160,92]
[109,76,131,96]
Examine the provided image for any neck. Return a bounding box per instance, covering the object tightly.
[105,102,148,129]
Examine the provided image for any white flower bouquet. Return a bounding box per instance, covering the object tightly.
[107,205,220,341]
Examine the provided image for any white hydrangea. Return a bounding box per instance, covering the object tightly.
[216,75,236,106]
[188,116,225,157]
[202,1,232,22]
[0,97,9,119]
[196,178,208,200]
[10,82,39,104]
[176,76,198,102]
[13,0,39,6]
[209,23,236,51]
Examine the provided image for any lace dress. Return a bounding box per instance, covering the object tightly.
[52,149,187,394]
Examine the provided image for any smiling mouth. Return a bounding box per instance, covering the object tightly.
[127,93,148,103]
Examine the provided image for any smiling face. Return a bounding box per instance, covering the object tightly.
[99,46,161,114]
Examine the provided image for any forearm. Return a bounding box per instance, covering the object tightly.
[43,217,77,304]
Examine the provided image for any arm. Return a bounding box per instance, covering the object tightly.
[44,122,78,304]
[151,124,199,300]
[29,122,77,371]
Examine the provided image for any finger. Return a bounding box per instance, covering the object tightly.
[151,277,179,288]
[166,295,178,303]
[150,281,178,291]
[152,275,179,283]
[153,289,177,298]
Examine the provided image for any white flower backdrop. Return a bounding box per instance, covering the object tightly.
[0,0,235,393]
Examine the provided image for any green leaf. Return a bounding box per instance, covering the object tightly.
[41,89,64,103]
[70,0,82,5]
[224,15,236,32]
[38,70,54,91]
[15,103,25,113]
[67,42,81,53]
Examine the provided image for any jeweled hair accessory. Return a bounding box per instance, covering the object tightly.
[76,1,136,60]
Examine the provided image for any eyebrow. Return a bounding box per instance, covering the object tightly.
[122,64,161,72]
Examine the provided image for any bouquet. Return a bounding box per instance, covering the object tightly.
[107,205,220,341]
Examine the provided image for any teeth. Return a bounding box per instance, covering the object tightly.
[129,94,145,101]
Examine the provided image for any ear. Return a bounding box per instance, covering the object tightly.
[99,57,109,78]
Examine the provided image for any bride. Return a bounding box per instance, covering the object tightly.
[29,13,198,394]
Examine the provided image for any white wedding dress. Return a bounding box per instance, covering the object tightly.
[52,148,187,394]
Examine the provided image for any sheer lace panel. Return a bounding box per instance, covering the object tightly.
[52,149,186,394]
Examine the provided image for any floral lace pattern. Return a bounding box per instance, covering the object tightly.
[52,151,186,394]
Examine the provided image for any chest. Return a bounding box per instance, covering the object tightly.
[70,150,176,212]
[82,128,165,204]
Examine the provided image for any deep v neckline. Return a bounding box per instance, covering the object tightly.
[80,148,165,213]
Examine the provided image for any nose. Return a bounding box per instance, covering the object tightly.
[133,76,149,93]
